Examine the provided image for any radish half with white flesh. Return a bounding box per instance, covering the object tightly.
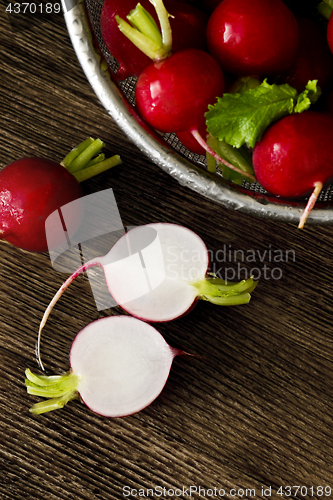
[26,316,182,416]
[37,223,257,369]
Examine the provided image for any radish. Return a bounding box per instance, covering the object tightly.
[0,138,121,252]
[26,316,183,416]
[36,223,257,369]
[100,0,208,81]
[252,111,333,229]
[206,0,299,77]
[116,0,256,181]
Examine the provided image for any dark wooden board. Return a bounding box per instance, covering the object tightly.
[1,4,332,500]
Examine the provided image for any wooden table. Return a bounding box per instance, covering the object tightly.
[1,3,333,499]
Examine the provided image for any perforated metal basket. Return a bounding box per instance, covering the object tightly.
[62,0,333,225]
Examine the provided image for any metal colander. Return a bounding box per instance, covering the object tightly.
[62,0,333,225]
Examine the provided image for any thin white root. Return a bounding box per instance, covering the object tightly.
[36,261,97,371]
[298,181,323,229]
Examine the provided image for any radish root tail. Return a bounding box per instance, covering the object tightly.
[36,261,97,371]
[298,181,323,229]
[191,129,257,181]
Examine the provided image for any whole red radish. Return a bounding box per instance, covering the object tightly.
[279,17,333,93]
[0,158,82,253]
[206,0,299,77]
[0,139,121,252]
[252,111,333,228]
[100,0,208,81]
[135,48,224,133]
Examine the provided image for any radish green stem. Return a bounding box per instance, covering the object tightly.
[127,4,162,46]
[298,181,323,230]
[215,141,254,176]
[86,153,106,167]
[191,276,257,305]
[203,293,251,305]
[73,155,122,183]
[116,0,172,61]
[322,0,333,10]
[25,368,80,414]
[60,138,121,182]
[67,139,105,173]
[61,138,95,168]
[150,0,172,53]
[37,260,100,371]
[206,135,218,173]
[191,129,257,181]
[116,16,163,59]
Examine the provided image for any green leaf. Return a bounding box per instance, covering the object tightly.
[294,80,321,113]
[206,80,298,148]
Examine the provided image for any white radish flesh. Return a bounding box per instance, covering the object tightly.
[26,316,182,417]
[98,223,209,322]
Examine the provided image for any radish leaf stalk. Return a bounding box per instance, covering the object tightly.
[25,369,79,414]
[192,276,257,306]
[60,138,122,180]
[116,0,172,61]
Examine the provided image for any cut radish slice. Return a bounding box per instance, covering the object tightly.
[101,223,209,322]
[26,316,182,417]
[37,223,257,370]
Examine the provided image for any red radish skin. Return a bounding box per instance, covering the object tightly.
[100,0,208,81]
[252,111,333,228]
[135,48,225,134]
[206,0,299,77]
[26,316,184,417]
[0,158,82,252]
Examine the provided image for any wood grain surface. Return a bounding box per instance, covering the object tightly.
[1,3,333,500]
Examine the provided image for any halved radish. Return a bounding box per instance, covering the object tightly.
[37,223,257,369]
[26,316,182,417]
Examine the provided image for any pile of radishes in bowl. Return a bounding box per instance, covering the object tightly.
[98,0,333,228]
